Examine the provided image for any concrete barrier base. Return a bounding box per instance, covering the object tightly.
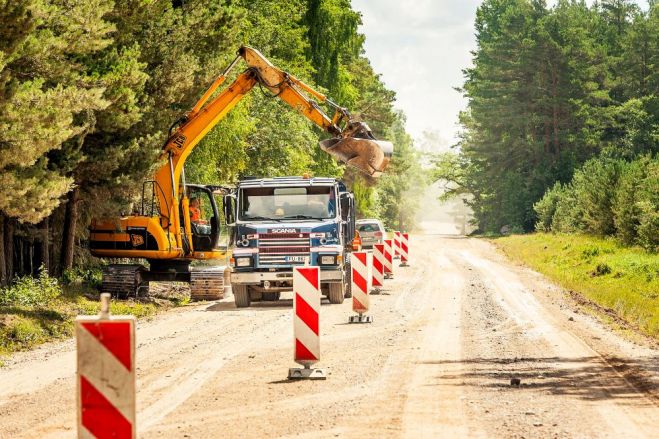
[349,314,373,324]
[288,366,326,380]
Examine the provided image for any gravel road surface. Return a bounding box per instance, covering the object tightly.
[1,234,657,438]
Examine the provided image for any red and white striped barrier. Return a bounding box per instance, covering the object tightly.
[76,294,136,438]
[289,266,326,379]
[349,252,372,323]
[400,233,409,266]
[372,243,385,293]
[393,231,401,259]
[383,238,394,278]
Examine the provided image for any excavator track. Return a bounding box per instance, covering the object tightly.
[189,266,227,301]
[101,264,148,299]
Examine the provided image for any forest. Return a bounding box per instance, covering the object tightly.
[435,0,658,251]
[0,0,424,285]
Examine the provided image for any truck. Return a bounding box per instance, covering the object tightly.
[225,176,358,307]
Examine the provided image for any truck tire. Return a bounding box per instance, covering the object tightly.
[328,282,344,304]
[233,284,250,308]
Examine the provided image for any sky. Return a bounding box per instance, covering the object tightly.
[351,0,648,150]
[352,0,482,150]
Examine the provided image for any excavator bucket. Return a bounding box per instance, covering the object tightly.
[319,122,394,177]
[320,137,393,177]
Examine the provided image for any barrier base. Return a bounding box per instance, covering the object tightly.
[371,288,382,295]
[349,314,373,324]
[394,255,400,260]
[385,273,394,279]
[288,366,326,380]
[399,262,409,267]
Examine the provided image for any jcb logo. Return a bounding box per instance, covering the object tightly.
[173,135,186,149]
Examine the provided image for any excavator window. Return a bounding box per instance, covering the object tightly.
[185,187,221,252]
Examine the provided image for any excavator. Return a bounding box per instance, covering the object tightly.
[89,46,393,300]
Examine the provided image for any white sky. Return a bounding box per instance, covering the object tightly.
[352,0,649,149]
[352,0,481,149]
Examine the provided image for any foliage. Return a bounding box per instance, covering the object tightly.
[533,182,564,232]
[0,266,61,307]
[0,0,413,294]
[438,0,658,235]
[494,233,659,339]
[61,267,103,289]
[535,155,658,252]
[613,156,659,251]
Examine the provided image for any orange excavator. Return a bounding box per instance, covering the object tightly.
[89,46,393,299]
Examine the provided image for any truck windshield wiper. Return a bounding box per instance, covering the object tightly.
[283,215,321,220]
[242,216,281,221]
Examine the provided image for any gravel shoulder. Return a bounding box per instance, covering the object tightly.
[0,234,657,438]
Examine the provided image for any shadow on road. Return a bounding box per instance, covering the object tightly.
[204,298,336,312]
[420,355,659,404]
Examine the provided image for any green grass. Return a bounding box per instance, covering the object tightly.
[493,233,659,339]
[0,283,178,362]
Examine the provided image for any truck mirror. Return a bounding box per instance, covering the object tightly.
[223,194,236,225]
[339,192,352,222]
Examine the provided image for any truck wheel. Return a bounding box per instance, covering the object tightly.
[233,284,250,308]
[328,282,344,304]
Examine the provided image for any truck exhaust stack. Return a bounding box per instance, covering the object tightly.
[319,122,393,177]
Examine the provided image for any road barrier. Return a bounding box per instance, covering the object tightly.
[393,231,401,259]
[400,233,409,267]
[289,266,326,380]
[76,293,136,439]
[383,239,394,278]
[349,252,372,323]
[372,243,385,293]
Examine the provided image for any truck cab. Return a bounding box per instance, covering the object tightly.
[225,176,355,307]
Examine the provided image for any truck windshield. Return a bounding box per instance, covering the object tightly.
[239,186,336,221]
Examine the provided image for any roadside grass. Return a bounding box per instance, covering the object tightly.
[0,277,185,363]
[492,233,659,339]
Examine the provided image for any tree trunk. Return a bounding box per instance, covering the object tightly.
[17,237,24,277]
[551,69,560,156]
[28,240,34,277]
[60,187,80,274]
[39,219,50,274]
[0,214,5,286]
[4,217,14,282]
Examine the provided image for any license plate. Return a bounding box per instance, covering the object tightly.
[286,256,307,263]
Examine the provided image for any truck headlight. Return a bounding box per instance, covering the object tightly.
[319,255,337,265]
[235,257,252,267]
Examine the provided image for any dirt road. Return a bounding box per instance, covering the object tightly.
[1,235,658,438]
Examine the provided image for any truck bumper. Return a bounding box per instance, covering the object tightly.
[231,269,343,285]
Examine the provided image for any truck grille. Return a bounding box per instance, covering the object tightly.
[258,233,310,266]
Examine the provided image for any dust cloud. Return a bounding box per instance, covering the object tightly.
[415,181,476,235]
